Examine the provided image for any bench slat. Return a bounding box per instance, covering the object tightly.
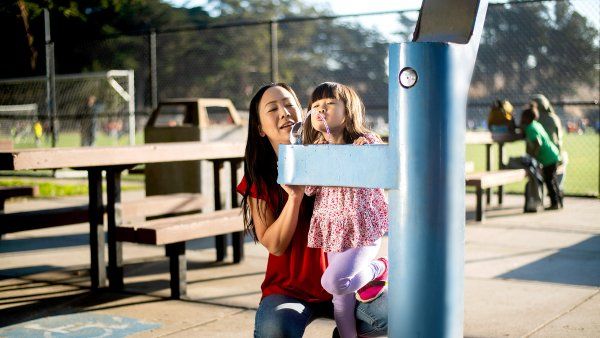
[0,186,38,199]
[465,169,527,222]
[0,205,90,234]
[117,208,243,245]
[144,214,243,245]
[117,193,208,221]
[466,169,526,189]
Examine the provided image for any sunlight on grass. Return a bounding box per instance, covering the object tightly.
[466,132,599,197]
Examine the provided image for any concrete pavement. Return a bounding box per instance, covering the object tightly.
[0,192,598,337]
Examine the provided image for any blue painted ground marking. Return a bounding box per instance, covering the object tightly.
[0,313,160,337]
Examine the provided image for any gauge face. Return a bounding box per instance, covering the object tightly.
[399,67,418,88]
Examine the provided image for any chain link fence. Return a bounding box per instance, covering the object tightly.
[0,71,135,147]
[1,0,598,195]
[156,25,272,107]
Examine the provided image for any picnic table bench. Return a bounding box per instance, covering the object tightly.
[465,131,526,221]
[116,207,243,299]
[0,186,38,211]
[0,186,38,238]
[0,142,245,291]
[466,169,527,221]
[114,158,245,299]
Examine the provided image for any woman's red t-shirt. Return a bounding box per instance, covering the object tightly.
[237,176,331,302]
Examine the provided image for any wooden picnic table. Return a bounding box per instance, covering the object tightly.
[0,141,245,289]
[465,131,523,206]
[466,131,523,167]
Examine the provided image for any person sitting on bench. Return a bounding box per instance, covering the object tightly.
[520,106,563,210]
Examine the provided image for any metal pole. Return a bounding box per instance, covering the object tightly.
[389,1,488,336]
[149,30,158,110]
[44,9,57,147]
[127,70,135,145]
[389,43,466,337]
[270,21,279,83]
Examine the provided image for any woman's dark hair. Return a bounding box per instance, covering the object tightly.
[241,83,301,241]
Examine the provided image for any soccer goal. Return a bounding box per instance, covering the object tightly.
[0,103,38,143]
[0,70,135,147]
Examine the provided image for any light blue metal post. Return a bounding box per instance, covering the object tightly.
[389,2,487,335]
[278,1,487,336]
[389,43,468,338]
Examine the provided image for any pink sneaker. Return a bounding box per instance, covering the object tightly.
[356,257,388,303]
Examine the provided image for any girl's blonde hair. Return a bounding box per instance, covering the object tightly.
[303,82,372,144]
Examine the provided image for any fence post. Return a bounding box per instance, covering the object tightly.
[44,9,58,147]
[127,70,136,145]
[149,29,158,111]
[270,20,279,83]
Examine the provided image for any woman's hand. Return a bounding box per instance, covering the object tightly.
[281,184,305,199]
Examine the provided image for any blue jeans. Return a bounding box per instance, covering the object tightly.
[254,292,387,337]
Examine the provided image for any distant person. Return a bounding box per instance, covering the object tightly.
[80,95,99,146]
[33,120,43,147]
[530,94,567,194]
[530,94,563,150]
[487,99,516,133]
[521,106,563,210]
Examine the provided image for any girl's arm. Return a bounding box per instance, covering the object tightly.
[249,184,304,256]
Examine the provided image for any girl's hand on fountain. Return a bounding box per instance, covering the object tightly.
[314,135,328,144]
[353,136,369,145]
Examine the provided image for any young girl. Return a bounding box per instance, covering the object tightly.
[303,82,389,338]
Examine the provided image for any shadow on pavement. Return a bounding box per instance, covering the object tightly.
[0,232,254,254]
[498,235,600,287]
[0,234,89,253]
[0,288,163,328]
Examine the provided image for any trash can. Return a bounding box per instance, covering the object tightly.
[144,98,243,198]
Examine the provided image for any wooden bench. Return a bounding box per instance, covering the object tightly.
[115,206,244,299]
[0,185,94,238]
[466,169,526,221]
[0,186,38,212]
[117,193,208,222]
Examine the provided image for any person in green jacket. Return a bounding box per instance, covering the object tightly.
[530,94,567,193]
[530,94,563,151]
[520,107,563,210]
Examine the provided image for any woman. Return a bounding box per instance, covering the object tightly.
[237,83,387,337]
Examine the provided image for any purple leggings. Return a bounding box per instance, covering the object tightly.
[321,239,382,338]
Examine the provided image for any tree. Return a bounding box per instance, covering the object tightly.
[471,2,599,103]
[159,0,389,110]
[2,0,392,114]
[0,0,210,77]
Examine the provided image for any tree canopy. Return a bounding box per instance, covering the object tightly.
[1,0,598,112]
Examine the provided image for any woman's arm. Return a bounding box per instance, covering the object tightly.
[249,185,305,256]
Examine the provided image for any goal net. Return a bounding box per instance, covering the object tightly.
[0,70,135,147]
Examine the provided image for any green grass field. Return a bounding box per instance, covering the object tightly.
[467,131,599,197]
[13,132,144,149]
